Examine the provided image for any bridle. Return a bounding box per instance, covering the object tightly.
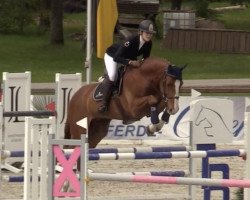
[160,75,181,103]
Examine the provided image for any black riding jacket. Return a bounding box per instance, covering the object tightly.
[106,34,152,66]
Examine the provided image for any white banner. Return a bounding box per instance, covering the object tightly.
[104,96,245,142]
[3,72,31,151]
[55,73,82,139]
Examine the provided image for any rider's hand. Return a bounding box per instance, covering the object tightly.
[140,58,144,64]
[129,60,141,67]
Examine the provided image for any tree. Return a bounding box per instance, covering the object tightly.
[50,0,64,44]
[0,0,36,34]
[171,0,182,10]
[38,0,50,33]
[195,0,213,18]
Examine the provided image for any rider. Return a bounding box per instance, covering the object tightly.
[98,19,156,113]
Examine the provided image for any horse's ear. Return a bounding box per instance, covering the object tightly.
[181,64,188,71]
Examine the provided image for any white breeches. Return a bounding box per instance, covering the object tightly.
[104,53,118,82]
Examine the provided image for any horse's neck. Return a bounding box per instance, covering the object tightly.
[124,61,165,93]
[140,68,164,88]
[139,65,164,82]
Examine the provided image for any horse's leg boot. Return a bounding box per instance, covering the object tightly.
[98,79,114,112]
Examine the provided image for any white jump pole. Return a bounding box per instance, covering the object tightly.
[244,97,250,199]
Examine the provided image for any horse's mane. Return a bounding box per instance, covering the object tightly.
[142,57,170,68]
[138,57,170,76]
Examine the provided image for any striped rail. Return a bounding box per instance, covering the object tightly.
[2,170,188,182]
[87,149,246,161]
[2,149,246,161]
[89,173,250,188]
[1,146,190,158]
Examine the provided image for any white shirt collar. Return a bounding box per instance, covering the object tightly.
[139,35,145,50]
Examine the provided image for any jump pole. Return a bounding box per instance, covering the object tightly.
[89,173,250,188]
[0,145,191,158]
[245,97,250,199]
[3,110,55,117]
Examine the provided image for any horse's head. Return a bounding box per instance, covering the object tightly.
[162,64,186,115]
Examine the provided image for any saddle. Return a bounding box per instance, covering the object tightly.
[93,66,126,101]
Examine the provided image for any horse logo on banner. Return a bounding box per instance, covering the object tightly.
[191,98,234,144]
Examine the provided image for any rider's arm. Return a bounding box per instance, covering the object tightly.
[113,35,138,65]
[113,44,130,65]
[142,41,152,60]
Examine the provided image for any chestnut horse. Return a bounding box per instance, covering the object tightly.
[64,57,184,148]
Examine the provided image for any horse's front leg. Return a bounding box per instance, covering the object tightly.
[147,110,170,136]
[130,95,169,135]
[129,95,160,117]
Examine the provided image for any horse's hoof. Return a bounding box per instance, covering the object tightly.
[146,126,155,136]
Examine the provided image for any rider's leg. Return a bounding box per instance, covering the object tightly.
[98,78,114,112]
[98,53,117,112]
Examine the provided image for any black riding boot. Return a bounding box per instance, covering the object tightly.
[98,79,114,112]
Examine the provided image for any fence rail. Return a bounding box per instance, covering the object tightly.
[164,28,250,54]
[1,80,249,95]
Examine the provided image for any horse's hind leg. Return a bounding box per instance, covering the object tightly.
[64,122,71,139]
[88,118,111,148]
[63,121,86,149]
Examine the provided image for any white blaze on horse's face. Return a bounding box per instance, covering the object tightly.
[173,80,180,113]
[167,79,180,115]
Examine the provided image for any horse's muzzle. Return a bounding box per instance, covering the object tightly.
[167,98,179,115]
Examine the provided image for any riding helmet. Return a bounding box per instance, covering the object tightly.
[139,20,156,34]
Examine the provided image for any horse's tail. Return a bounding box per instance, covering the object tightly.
[64,122,71,139]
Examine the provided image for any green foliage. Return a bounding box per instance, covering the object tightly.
[217,6,250,30]
[229,0,244,5]
[0,0,37,34]
[195,0,217,18]
[0,34,85,82]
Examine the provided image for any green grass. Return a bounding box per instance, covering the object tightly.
[0,5,250,83]
[217,8,250,30]
[152,40,250,80]
[1,34,249,82]
[0,34,85,82]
